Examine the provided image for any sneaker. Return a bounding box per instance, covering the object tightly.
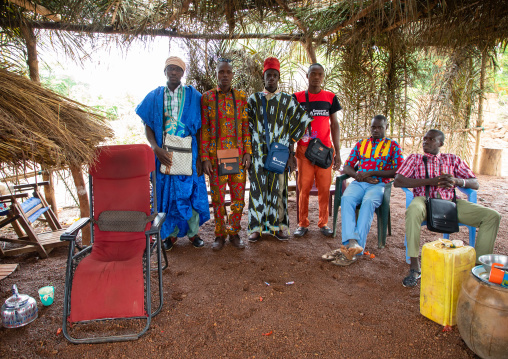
[402,269,421,287]
[293,227,308,237]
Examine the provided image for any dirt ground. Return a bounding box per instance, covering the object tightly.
[0,174,507,359]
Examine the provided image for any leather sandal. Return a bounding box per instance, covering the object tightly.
[330,252,358,266]
[275,230,289,241]
[212,236,226,251]
[248,232,261,242]
[229,234,245,249]
[321,249,342,261]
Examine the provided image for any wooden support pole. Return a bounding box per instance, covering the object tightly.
[385,46,396,137]
[70,165,90,245]
[41,169,58,220]
[402,66,407,151]
[7,0,61,22]
[0,18,309,42]
[473,48,487,173]
[2,170,42,182]
[20,22,59,217]
[19,21,40,83]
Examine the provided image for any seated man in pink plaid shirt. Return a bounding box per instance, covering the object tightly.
[394,129,501,287]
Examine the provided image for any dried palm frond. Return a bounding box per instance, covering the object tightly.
[0,68,113,170]
[185,36,309,95]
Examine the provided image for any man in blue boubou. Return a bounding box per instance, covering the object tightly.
[136,56,210,251]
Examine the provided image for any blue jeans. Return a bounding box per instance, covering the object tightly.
[341,181,385,250]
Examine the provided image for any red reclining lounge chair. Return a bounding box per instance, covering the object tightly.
[61,144,167,343]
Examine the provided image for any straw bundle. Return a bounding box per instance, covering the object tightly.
[0,68,113,170]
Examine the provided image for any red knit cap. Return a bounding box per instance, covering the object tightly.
[263,57,280,74]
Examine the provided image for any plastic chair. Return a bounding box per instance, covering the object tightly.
[61,144,167,344]
[402,186,477,263]
[331,173,392,249]
[0,182,66,258]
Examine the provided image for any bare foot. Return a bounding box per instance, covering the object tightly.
[339,245,349,257]
[340,243,363,260]
[347,244,364,259]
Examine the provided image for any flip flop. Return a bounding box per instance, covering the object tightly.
[321,249,342,261]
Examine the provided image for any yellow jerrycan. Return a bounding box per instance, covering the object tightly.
[420,240,476,326]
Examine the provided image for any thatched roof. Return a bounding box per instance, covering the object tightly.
[0,68,113,170]
[1,1,507,49]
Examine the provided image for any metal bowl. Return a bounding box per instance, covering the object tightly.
[479,254,508,274]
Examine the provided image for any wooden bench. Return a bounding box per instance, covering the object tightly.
[0,264,18,281]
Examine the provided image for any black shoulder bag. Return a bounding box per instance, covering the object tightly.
[302,91,334,169]
[423,156,460,234]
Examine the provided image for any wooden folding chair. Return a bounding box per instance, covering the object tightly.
[0,182,67,258]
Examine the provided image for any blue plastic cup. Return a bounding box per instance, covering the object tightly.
[38,286,54,306]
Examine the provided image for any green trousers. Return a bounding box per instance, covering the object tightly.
[168,209,200,238]
[406,196,501,261]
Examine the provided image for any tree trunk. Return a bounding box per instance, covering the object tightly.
[20,21,60,217]
[385,47,396,136]
[304,40,317,63]
[479,148,502,176]
[70,165,91,245]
